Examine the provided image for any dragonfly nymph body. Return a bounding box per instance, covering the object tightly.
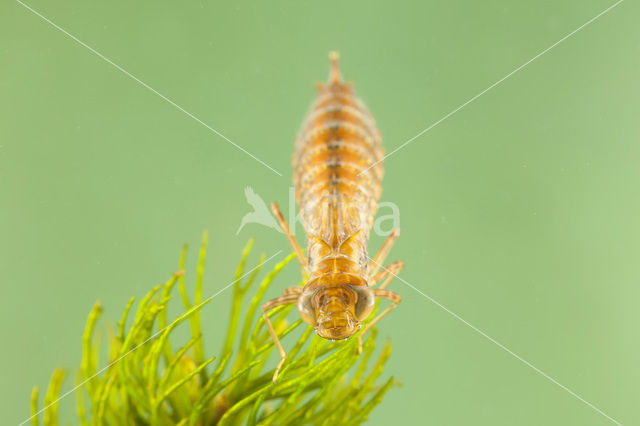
[264,52,403,382]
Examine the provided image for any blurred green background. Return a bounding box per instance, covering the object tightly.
[1,0,638,424]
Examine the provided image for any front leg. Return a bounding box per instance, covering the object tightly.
[261,287,302,383]
[358,289,402,354]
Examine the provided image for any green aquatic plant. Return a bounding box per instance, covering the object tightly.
[29,233,396,425]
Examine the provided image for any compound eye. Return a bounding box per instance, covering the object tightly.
[296,292,317,325]
[351,286,375,321]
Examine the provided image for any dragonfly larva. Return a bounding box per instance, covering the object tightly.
[264,52,403,382]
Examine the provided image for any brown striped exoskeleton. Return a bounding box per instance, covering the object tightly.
[265,52,403,382]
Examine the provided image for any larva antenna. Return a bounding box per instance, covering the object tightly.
[328,51,342,83]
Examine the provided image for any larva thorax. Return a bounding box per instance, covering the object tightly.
[293,53,384,294]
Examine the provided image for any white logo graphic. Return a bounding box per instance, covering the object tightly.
[236,187,281,235]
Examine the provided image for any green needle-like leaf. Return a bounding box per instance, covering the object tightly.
[28,233,396,425]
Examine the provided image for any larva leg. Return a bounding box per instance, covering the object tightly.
[262,293,300,383]
[283,286,304,296]
[371,260,404,290]
[270,202,308,280]
[369,228,400,277]
[358,289,402,354]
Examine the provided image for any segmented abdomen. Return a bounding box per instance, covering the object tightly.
[293,63,384,281]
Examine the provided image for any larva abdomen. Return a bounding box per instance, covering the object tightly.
[293,53,384,281]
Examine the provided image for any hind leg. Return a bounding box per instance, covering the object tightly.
[369,228,400,277]
[271,202,308,280]
[370,260,404,290]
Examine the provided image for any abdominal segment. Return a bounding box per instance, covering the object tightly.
[293,73,384,280]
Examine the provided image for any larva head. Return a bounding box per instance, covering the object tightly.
[297,285,376,340]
